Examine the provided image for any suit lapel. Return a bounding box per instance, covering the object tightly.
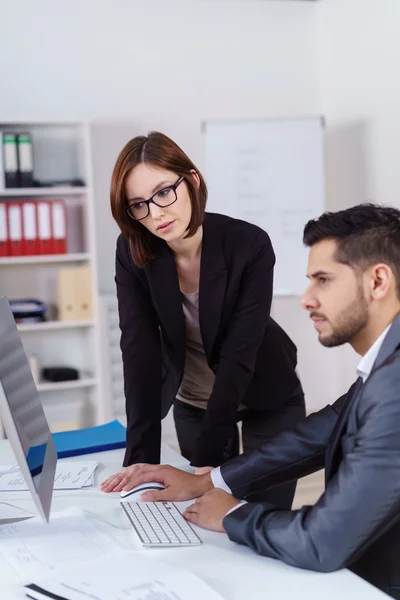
[146,241,185,368]
[325,376,363,483]
[371,313,400,372]
[145,214,229,367]
[199,215,227,361]
[325,315,400,482]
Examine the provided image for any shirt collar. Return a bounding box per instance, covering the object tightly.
[356,325,391,383]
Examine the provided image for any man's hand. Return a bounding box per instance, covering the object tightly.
[194,466,214,475]
[100,463,213,502]
[184,489,241,532]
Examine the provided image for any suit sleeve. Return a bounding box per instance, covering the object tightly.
[191,230,275,467]
[115,236,162,466]
[223,364,400,572]
[220,398,344,499]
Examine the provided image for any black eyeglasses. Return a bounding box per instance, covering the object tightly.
[126,176,185,221]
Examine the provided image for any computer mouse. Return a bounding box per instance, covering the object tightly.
[120,481,165,500]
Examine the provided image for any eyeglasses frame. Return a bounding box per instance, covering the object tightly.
[125,176,185,221]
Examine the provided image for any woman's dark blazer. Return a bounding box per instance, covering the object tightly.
[116,212,301,467]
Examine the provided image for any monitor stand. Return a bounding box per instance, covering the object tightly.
[0,516,32,525]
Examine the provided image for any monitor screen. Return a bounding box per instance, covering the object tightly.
[0,296,57,522]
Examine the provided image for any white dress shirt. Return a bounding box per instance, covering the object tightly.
[356,325,390,382]
[211,323,392,514]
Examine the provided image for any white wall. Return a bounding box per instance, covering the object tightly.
[1,0,320,285]
[319,0,400,211]
[1,1,319,128]
[316,0,400,386]
[1,0,358,414]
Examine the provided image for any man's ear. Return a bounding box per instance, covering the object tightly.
[368,263,393,300]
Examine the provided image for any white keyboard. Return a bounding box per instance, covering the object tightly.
[121,501,202,547]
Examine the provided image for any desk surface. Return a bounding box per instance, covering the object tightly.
[0,440,388,600]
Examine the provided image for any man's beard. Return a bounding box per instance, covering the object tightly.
[319,287,369,348]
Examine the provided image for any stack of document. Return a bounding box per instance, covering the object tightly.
[0,507,223,600]
[23,550,223,600]
[0,461,98,491]
[0,508,125,582]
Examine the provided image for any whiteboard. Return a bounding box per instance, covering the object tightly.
[203,117,325,296]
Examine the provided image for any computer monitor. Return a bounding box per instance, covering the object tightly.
[0,296,57,522]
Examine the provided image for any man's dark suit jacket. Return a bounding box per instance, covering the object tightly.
[116,212,301,468]
[222,315,400,599]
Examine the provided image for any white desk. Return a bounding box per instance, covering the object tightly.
[0,440,388,600]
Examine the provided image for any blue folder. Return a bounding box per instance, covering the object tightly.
[52,419,127,458]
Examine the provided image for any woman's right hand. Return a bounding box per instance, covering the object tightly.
[100,463,149,494]
[100,463,214,502]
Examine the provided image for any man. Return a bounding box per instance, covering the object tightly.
[101,203,400,599]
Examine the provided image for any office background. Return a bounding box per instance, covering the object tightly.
[1,0,399,457]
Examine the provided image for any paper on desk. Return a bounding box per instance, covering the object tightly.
[24,550,223,600]
[0,461,98,491]
[0,507,124,581]
[0,464,18,475]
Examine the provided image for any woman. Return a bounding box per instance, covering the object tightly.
[103,131,305,507]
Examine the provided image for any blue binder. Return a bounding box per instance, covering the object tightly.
[52,420,127,458]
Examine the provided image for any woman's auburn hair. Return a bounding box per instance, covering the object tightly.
[110,131,208,268]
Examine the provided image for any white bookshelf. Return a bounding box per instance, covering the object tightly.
[0,120,105,438]
[17,320,94,332]
[98,293,178,449]
[0,186,89,197]
[0,253,91,265]
[36,378,98,393]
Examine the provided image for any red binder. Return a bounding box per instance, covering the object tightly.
[37,201,54,255]
[0,202,10,257]
[8,202,24,256]
[51,199,67,254]
[21,201,39,256]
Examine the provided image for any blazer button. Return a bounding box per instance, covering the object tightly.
[223,452,229,458]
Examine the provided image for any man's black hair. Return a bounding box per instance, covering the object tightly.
[303,203,400,297]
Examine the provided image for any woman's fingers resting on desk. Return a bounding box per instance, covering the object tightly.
[100,463,151,493]
[141,466,209,502]
[101,464,213,501]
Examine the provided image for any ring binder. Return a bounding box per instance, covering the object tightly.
[0,202,10,256]
[17,132,34,187]
[3,132,18,188]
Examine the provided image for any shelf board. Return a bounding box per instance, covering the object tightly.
[17,320,95,333]
[36,378,98,393]
[0,253,91,265]
[0,119,87,126]
[0,187,88,197]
